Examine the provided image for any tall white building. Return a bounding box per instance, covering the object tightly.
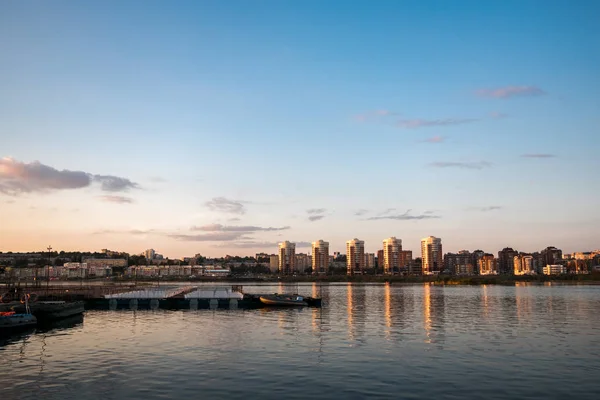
[143,249,156,260]
[346,238,365,275]
[421,236,443,275]
[383,237,402,275]
[312,240,329,275]
[278,241,296,275]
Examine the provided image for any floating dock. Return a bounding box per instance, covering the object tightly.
[2,285,322,311]
[87,287,321,310]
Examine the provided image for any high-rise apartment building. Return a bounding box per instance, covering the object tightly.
[278,241,296,275]
[471,250,485,274]
[269,255,279,273]
[143,249,156,260]
[514,254,535,275]
[498,247,518,274]
[541,246,563,266]
[312,240,329,275]
[346,238,365,275]
[421,236,443,274]
[444,250,473,275]
[295,253,311,272]
[377,249,384,270]
[383,237,402,275]
[478,254,498,275]
[364,253,375,269]
[399,250,413,269]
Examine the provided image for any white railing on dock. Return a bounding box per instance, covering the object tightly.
[104,286,188,299]
[184,286,243,299]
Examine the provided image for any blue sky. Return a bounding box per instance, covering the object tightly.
[1,0,599,257]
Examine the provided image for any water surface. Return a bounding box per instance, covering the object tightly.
[1,283,599,400]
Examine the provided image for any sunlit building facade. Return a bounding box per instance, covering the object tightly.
[346,238,365,275]
[312,240,329,275]
[278,241,296,275]
[421,236,443,275]
[382,237,402,275]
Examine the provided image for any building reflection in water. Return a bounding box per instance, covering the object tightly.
[310,283,328,364]
[347,283,354,340]
[384,283,391,330]
[311,283,327,333]
[515,281,533,322]
[346,283,366,344]
[423,283,445,346]
[424,284,432,343]
[482,284,489,318]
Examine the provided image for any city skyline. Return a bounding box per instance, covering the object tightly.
[1,1,599,257]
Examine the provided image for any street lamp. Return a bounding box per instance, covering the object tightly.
[47,245,52,291]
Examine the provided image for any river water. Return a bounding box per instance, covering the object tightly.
[1,283,599,400]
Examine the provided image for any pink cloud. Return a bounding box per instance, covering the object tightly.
[422,136,445,143]
[489,112,508,119]
[397,118,476,129]
[353,109,398,122]
[476,86,546,99]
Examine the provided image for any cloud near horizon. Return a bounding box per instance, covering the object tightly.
[190,224,290,232]
[468,206,503,212]
[99,195,134,204]
[476,85,546,99]
[367,209,441,221]
[397,118,477,129]
[0,157,138,195]
[204,197,246,214]
[354,209,369,216]
[429,161,492,170]
[215,240,312,249]
[93,228,159,235]
[169,232,251,242]
[306,208,327,222]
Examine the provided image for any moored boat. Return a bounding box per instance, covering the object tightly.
[0,311,37,334]
[259,294,309,307]
[13,301,85,321]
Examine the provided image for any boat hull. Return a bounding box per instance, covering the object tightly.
[14,301,85,321]
[0,314,37,335]
[259,296,308,307]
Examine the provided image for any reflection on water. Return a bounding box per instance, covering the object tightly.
[384,283,391,339]
[1,284,600,400]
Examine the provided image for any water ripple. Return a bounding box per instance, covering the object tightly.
[1,284,600,399]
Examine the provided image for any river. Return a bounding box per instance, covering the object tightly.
[1,282,599,399]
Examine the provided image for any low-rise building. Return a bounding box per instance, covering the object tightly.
[543,264,566,275]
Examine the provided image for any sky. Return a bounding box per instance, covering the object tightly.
[1,0,599,258]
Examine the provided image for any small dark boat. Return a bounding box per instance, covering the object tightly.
[28,301,85,321]
[0,294,37,335]
[0,311,37,334]
[259,294,309,307]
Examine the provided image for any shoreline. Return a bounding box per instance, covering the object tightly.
[4,273,599,286]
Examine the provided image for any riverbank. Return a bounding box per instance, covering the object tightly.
[3,273,600,286]
[82,273,600,285]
